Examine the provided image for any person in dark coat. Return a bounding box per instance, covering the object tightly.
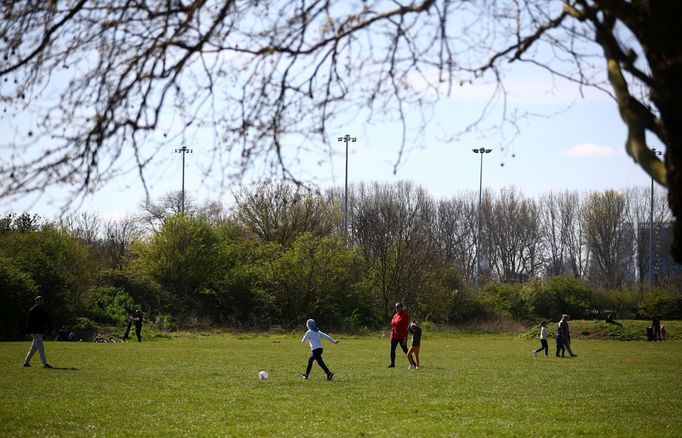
[23,296,53,368]
[132,310,143,342]
[123,310,144,342]
[558,314,577,358]
[652,317,661,341]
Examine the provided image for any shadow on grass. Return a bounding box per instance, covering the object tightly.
[48,367,79,371]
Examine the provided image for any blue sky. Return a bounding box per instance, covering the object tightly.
[3,54,663,220]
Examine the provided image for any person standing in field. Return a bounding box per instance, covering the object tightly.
[558,314,577,358]
[406,320,422,369]
[23,296,54,368]
[132,310,143,342]
[123,309,143,342]
[652,317,661,341]
[301,318,339,381]
[388,302,409,368]
[532,320,549,357]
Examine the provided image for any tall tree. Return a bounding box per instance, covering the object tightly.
[132,214,225,315]
[539,190,589,278]
[583,190,635,289]
[102,216,144,270]
[234,181,338,246]
[484,187,543,282]
[434,194,478,286]
[353,181,439,319]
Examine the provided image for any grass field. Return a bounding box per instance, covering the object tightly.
[1,330,681,437]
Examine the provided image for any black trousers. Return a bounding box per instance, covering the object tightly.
[306,348,330,376]
[135,324,142,342]
[534,339,548,355]
[390,338,408,365]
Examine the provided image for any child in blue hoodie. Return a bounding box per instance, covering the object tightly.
[301,319,339,380]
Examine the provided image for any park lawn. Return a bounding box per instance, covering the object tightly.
[1,333,680,437]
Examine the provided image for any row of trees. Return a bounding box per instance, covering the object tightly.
[1,181,680,340]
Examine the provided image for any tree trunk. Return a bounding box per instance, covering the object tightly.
[638,2,682,261]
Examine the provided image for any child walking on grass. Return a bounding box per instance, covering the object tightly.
[301,319,339,381]
[407,320,422,369]
[532,320,549,357]
[555,326,565,358]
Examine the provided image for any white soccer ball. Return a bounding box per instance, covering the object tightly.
[258,370,269,380]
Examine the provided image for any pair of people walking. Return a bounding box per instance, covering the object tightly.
[532,314,577,358]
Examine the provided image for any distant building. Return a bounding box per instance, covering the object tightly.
[637,222,682,285]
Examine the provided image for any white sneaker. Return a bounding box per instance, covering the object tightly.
[532,350,537,357]
[408,365,415,369]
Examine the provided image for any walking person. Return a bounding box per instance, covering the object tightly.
[406,320,422,369]
[301,319,339,381]
[23,296,54,368]
[532,320,549,357]
[555,326,565,358]
[558,314,577,358]
[388,302,409,368]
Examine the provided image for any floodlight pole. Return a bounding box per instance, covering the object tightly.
[649,148,662,286]
[338,134,356,238]
[174,146,193,214]
[473,147,492,290]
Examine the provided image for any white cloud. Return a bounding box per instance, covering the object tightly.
[566,143,623,157]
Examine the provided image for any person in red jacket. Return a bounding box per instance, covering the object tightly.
[388,302,409,368]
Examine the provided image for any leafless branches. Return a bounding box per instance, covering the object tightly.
[0,0,676,219]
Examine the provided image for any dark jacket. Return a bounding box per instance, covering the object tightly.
[409,323,422,347]
[133,313,143,328]
[26,305,51,334]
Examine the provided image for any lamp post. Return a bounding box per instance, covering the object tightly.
[649,148,662,286]
[174,146,193,214]
[472,147,492,290]
[338,134,356,238]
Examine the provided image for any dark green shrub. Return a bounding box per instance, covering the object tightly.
[91,286,137,325]
[0,257,38,340]
[638,290,682,320]
[481,281,529,320]
[524,276,591,320]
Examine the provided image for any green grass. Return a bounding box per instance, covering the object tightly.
[1,332,681,437]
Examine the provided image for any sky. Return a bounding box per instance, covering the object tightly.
[2,41,664,222]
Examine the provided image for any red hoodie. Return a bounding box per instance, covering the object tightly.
[390,309,409,339]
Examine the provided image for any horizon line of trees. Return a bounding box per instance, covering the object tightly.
[2,181,681,340]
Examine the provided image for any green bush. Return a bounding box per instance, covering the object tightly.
[447,289,491,323]
[638,290,682,319]
[591,289,638,314]
[91,286,137,325]
[154,313,177,331]
[481,281,529,320]
[524,276,591,320]
[72,316,98,340]
[0,257,38,340]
